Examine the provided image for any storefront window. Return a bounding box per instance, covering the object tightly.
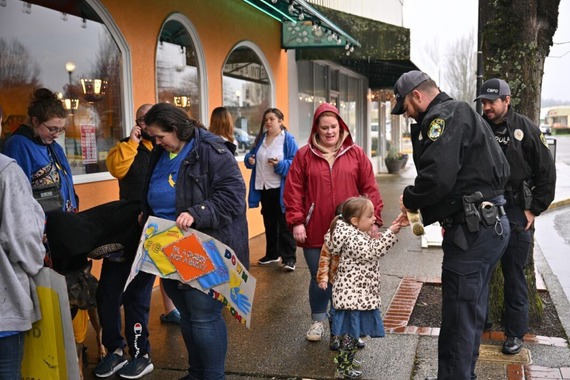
[222,44,271,155]
[0,0,124,176]
[156,18,201,121]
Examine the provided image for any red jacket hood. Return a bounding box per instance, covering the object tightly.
[309,103,354,148]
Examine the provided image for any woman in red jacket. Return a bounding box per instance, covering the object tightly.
[284,103,384,348]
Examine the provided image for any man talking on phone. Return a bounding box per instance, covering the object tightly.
[94,104,159,378]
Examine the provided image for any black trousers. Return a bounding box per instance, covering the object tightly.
[260,188,296,262]
[501,204,532,338]
[438,215,510,380]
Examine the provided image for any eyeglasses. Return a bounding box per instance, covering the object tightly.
[136,117,146,125]
[42,123,66,135]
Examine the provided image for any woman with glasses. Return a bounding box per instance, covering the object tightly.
[4,88,78,213]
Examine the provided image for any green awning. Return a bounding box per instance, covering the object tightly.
[296,5,418,88]
[241,0,360,49]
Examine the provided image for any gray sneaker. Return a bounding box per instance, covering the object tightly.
[93,352,128,377]
[118,355,154,379]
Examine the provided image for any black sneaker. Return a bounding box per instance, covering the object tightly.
[118,355,154,379]
[258,256,280,265]
[283,260,296,271]
[93,352,128,377]
[356,337,365,349]
[502,336,523,355]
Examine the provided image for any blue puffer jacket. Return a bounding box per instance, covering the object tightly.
[142,128,249,268]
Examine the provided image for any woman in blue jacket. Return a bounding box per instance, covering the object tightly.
[245,108,298,271]
[4,88,78,213]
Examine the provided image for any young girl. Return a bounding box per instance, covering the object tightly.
[318,196,401,379]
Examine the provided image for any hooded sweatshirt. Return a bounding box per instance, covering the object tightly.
[284,103,384,248]
[0,154,45,333]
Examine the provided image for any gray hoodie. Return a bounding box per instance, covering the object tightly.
[0,154,45,333]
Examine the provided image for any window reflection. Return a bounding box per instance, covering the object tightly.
[0,0,124,176]
[222,46,271,155]
[157,19,200,120]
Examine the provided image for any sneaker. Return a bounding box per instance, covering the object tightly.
[356,337,365,349]
[306,320,325,341]
[160,309,181,324]
[93,351,128,377]
[336,367,363,379]
[502,336,523,355]
[258,256,280,265]
[118,355,154,379]
[283,260,296,271]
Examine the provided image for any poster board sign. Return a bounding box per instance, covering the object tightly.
[128,216,256,328]
[80,124,97,164]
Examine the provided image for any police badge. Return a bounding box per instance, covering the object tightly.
[428,118,445,141]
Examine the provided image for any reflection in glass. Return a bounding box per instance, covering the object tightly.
[0,0,124,176]
[156,19,200,120]
[222,46,271,155]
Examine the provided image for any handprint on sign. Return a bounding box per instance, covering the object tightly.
[229,270,251,314]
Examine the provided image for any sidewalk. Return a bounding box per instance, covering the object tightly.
[83,158,570,380]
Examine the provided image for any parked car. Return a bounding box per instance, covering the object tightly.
[540,124,551,135]
[234,128,255,152]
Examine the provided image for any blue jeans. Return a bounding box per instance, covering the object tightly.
[96,259,155,358]
[304,247,332,322]
[162,279,227,380]
[0,332,24,379]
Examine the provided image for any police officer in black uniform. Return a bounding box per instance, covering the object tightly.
[476,78,556,355]
[392,71,511,380]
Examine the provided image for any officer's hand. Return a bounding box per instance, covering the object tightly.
[394,212,410,227]
[399,195,408,214]
[524,210,535,230]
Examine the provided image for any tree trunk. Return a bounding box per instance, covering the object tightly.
[480,0,559,326]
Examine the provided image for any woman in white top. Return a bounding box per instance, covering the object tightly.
[244,108,299,271]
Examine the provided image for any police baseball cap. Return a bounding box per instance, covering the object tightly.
[392,70,431,115]
[475,78,511,101]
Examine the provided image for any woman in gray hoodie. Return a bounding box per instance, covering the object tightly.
[0,106,46,379]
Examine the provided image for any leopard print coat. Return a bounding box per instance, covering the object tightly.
[324,219,398,310]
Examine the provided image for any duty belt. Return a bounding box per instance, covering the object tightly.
[441,205,506,226]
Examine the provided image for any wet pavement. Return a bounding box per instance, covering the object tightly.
[82,136,570,380]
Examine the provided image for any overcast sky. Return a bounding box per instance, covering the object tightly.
[403,0,570,104]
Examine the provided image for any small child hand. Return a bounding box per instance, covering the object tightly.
[389,222,401,234]
[318,281,328,290]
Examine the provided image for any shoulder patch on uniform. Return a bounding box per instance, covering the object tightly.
[540,133,548,148]
[428,118,445,141]
[513,129,524,141]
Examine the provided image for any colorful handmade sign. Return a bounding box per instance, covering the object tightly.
[127,216,256,328]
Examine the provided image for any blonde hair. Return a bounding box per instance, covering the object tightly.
[329,196,373,237]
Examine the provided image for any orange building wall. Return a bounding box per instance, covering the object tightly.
[75,0,290,240]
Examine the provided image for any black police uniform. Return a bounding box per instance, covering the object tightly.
[403,92,511,380]
[483,106,556,341]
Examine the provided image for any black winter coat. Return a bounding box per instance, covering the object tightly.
[141,128,250,268]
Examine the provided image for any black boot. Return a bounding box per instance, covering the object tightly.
[334,335,362,379]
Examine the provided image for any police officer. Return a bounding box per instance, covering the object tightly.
[476,78,556,355]
[392,71,511,380]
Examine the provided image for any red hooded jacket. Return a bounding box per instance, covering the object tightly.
[284,103,384,248]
